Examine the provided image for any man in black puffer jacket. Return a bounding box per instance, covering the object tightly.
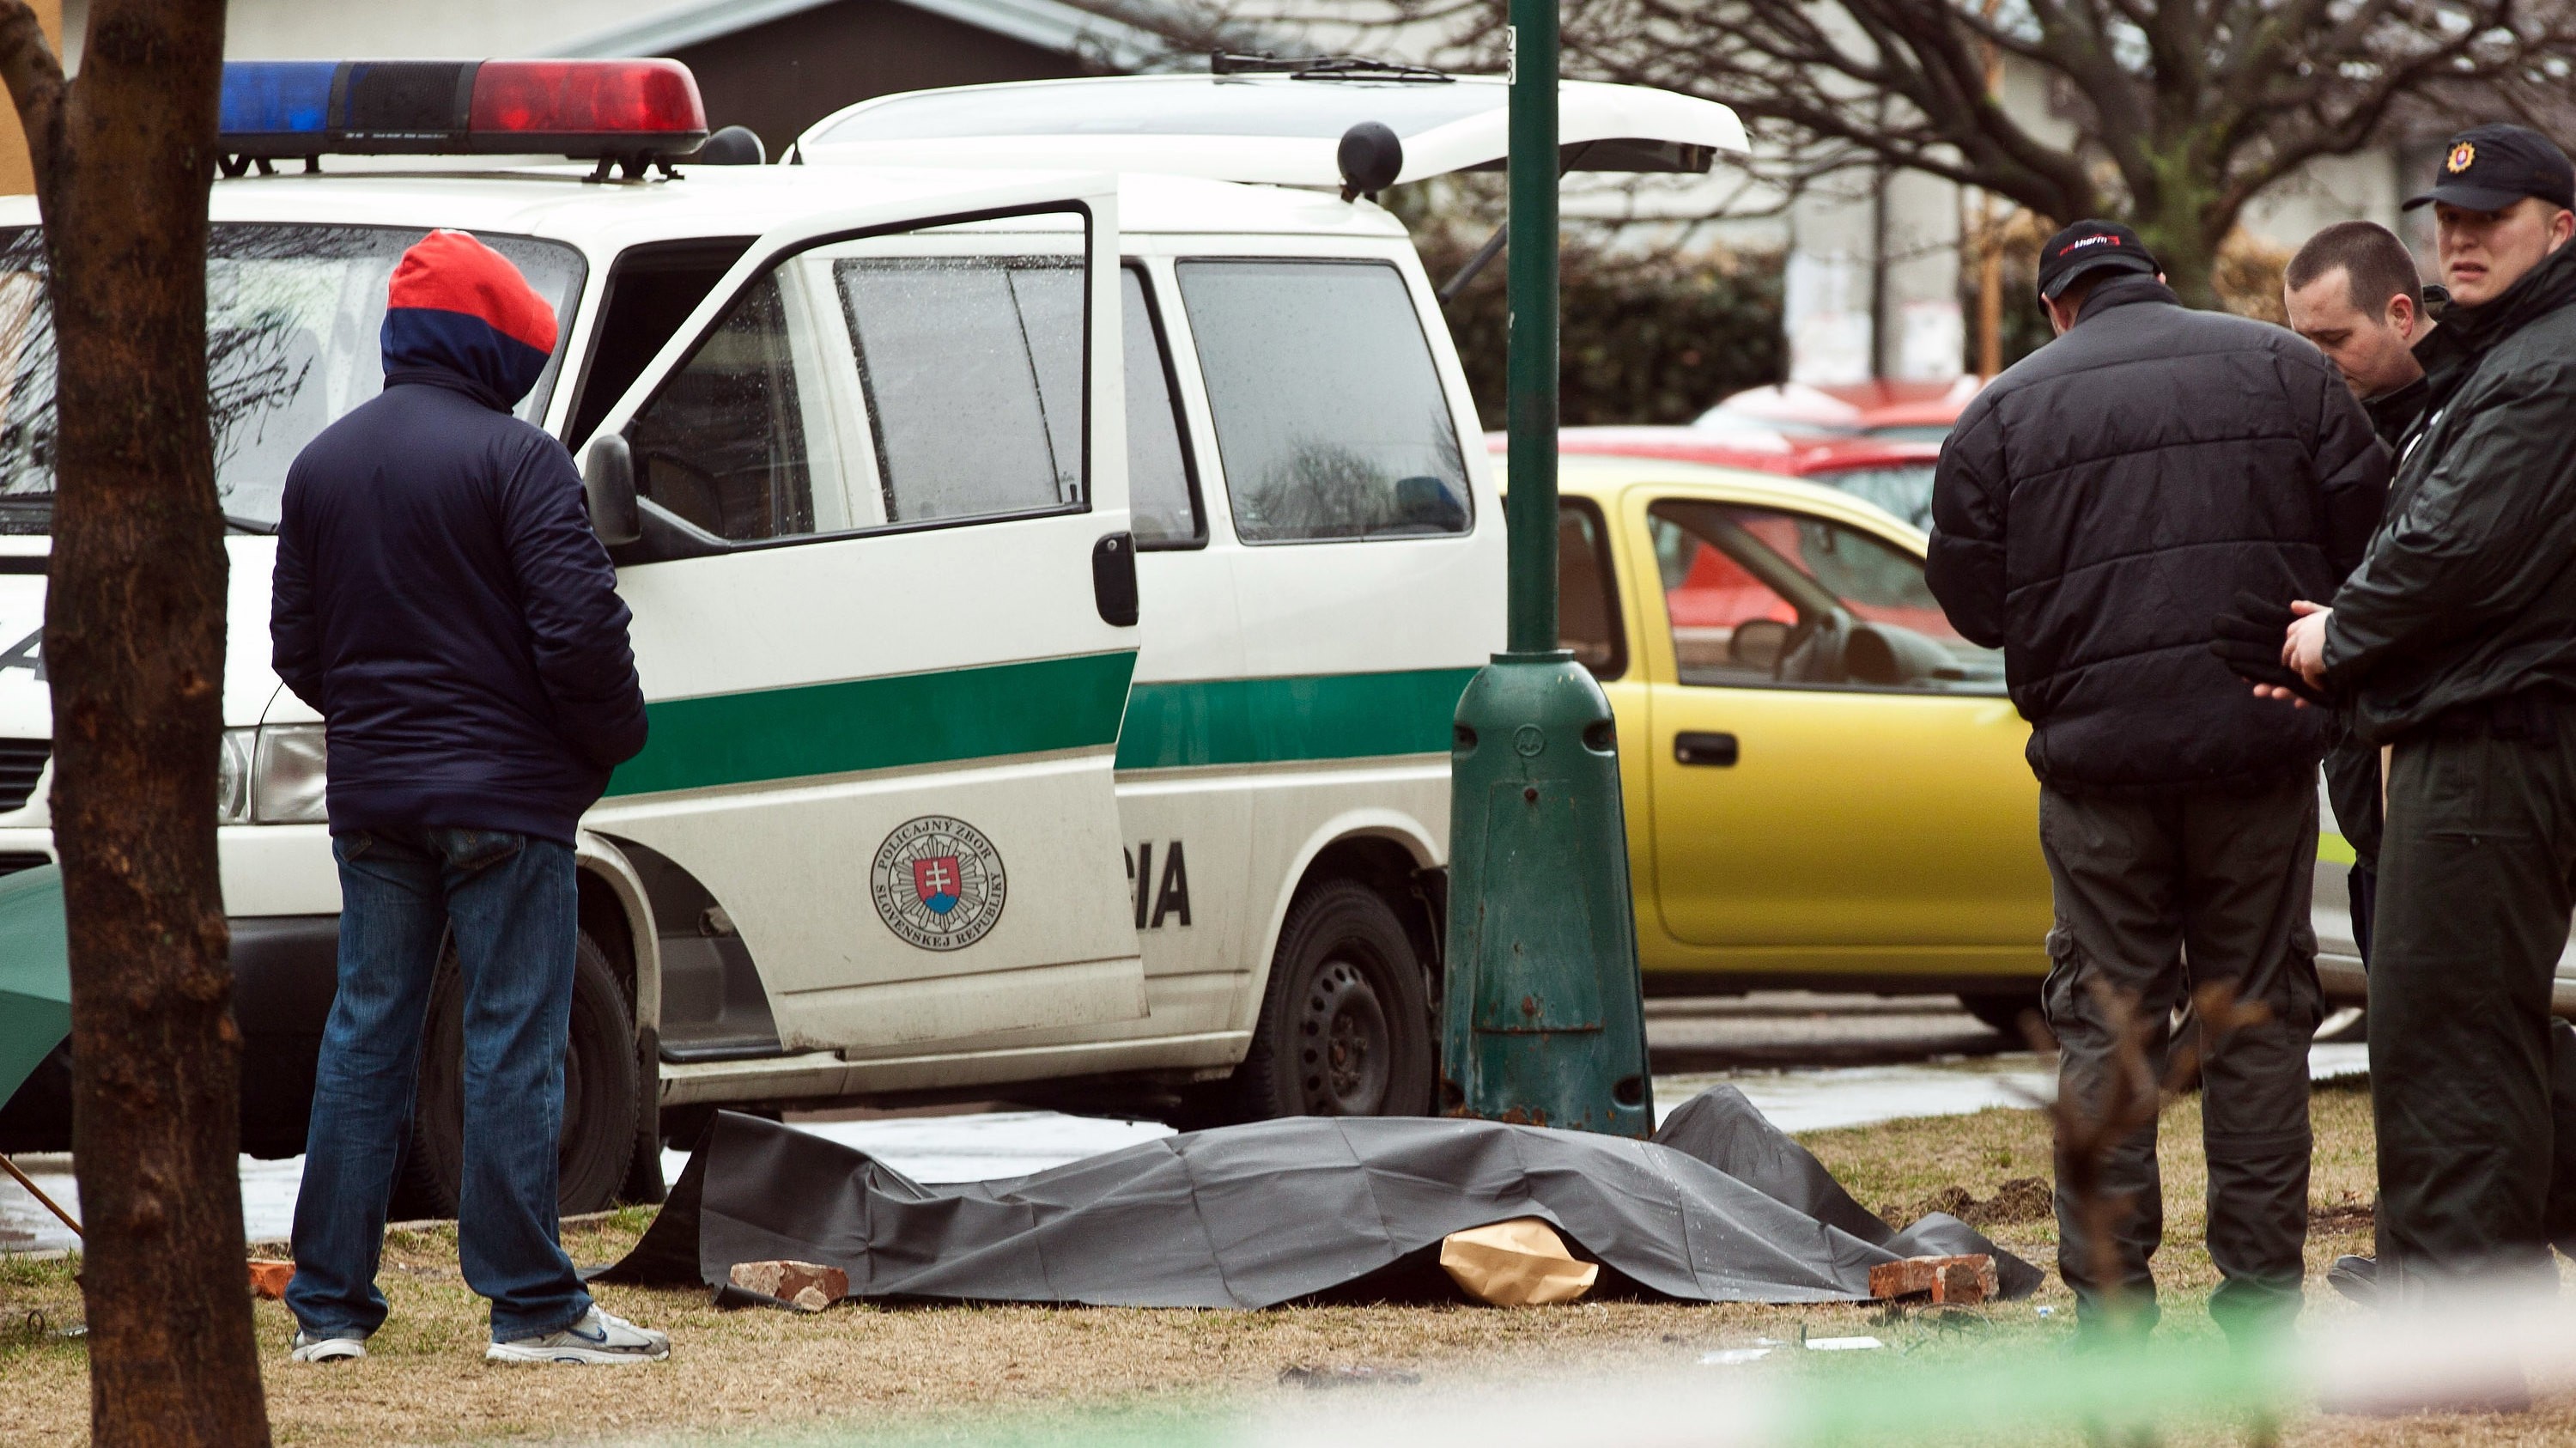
[1929,221,2387,1344]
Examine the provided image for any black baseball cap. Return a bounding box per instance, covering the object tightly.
[2035,220,2159,302]
[2404,123,2576,212]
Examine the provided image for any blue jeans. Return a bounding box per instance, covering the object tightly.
[287,827,592,1342]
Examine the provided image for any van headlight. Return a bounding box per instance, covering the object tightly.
[253,725,328,824]
[216,724,327,825]
[216,728,252,824]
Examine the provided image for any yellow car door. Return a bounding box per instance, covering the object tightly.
[1619,485,2047,976]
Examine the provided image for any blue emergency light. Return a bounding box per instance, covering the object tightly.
[216,58,710,167]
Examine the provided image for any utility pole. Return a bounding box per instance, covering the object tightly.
[1977,199,2002,378]
[1869,156,1891,380]
[1437,0,1653,1137]
[1974,0,2005,378]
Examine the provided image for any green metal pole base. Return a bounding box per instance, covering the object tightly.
[1439,650,1653,1136]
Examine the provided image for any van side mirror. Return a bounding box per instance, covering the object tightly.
[582,434,641,546]
[1728,618,1789,672]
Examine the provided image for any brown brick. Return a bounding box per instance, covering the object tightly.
[1867,1253,1996,1304]
[247,1259,294,1299]
[727,1259,848,1311]
[1931,1256,1998,1305]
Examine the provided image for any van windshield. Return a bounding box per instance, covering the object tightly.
[0,224,586,533]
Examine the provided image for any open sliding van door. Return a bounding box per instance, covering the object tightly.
[580,173,1147,1064]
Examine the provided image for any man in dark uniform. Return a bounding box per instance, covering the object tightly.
[1931,220,2385,1342]
[2274,124,2576,1301]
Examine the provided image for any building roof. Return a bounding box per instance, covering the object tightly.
[547,0,1186,72]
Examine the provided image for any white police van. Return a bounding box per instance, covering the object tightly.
[0,58,1745,1212]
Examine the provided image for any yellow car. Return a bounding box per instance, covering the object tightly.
[1516,447,2056,1027]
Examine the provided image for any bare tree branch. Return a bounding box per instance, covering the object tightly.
[1378,0,2576,304]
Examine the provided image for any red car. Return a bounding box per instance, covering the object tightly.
[1698,377,1985,444]
[1502,425,1945,530]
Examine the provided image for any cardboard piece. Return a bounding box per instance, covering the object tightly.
[1438,1217,1599,1305]
[728,1258,848,1311]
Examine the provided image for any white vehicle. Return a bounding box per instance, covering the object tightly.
[0,58,1746,1212]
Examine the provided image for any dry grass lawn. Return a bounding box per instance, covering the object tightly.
[9,1079,2568,1446]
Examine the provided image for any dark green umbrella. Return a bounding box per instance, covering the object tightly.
[0,863,66,1110]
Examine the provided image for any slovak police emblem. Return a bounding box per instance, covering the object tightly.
[871,815,1007,951]
[2448,141,2476,174]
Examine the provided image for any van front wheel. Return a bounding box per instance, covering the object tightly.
[387,928,640,1220]
[1229,880,1435,1120]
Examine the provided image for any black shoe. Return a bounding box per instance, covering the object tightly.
[2325,1254,2376,1307]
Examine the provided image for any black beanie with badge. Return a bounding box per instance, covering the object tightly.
[2405,124,2576,213]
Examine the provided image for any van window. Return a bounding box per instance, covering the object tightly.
[837,255,1083,525]
[1123,268,1199,547]
[619,216,1091,552]
[625,271,817,543]
[566,237,754,450]
[1176,259,1470,544]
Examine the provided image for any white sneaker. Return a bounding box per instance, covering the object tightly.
[484,1305,669,1366]
[290,1330,367,1363]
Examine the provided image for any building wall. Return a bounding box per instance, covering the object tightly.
[0,0,64,195]
[78,0,708,66]
[1785,166,1963,385]
[2238,149,2404,254]
[671,3,1097,157]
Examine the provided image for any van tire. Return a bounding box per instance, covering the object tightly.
[1226,879,1435,1121]
[388,928,640,1220]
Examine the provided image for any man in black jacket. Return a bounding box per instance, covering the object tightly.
[274,231,663,1365]
[2275,125,2576,1301]
[2282,222,2445,964]
[2286,222,2444,452]
[1929,221,2387,1341]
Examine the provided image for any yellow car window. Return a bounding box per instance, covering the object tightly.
[1648,501,2003,693]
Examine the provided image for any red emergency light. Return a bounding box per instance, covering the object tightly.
[218,58,711,171]
[469,61,706,149]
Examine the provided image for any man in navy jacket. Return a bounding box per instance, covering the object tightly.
[273,230,663,1365]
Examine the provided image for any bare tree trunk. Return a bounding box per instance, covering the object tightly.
[0,1,269,1443]
[2133,202,2222,313]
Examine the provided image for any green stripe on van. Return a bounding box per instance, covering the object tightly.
[1115,667,1479,770]
[605,650,1138,797]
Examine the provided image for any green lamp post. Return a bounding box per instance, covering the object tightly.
[1437,0,1653,1135]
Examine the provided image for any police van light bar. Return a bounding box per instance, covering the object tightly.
[218,59,710,162]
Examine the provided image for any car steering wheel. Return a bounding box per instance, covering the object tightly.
[1775,605,1852,684]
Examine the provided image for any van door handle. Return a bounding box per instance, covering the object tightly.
[1091,532,1138,627]
[1674,732,1738,767]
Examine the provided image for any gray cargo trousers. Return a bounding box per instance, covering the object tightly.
[2038,776,2322,1338]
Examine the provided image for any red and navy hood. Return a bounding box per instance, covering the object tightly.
[380,230,559,411]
